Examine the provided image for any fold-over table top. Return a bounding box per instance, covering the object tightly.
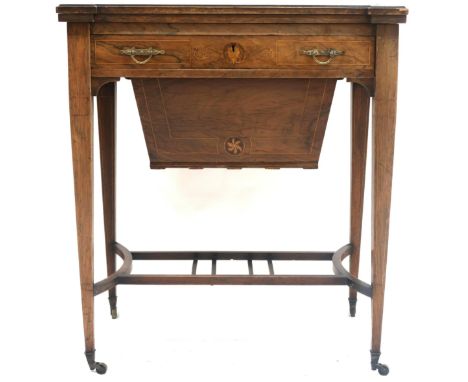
[57,4,408,23]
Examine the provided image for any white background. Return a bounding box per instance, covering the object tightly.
[1,0,467,380]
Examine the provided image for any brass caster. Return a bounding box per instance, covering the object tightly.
[370,350,390,376]
[85,349,108,375]
[95,362,108,375]
[376,363,389,376]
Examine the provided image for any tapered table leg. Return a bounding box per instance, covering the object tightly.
[348,82,370,317]
[97,82,118,319]
[67,22,107,374]
[370,24,399,376]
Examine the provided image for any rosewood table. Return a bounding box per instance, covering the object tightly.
[57,4,407,376]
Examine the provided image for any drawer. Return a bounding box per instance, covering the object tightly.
[93,35,374,71]
[277,36,374,69]
[94,38,192,67]
[132,78,337,169]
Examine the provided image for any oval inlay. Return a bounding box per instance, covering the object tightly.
[224,43,244,64]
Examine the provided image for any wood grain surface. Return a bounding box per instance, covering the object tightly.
[132,78,336,168]
[93,35,374,71]
[57,5,408,24]
[348,81,371,313]
[67,22,95,354]
[371,23,399,354]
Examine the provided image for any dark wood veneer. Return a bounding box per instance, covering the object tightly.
[132,77,336,168]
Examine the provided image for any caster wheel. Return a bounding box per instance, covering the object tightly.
[377,364,389,376]
[95,362,108,375]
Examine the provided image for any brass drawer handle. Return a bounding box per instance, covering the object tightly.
[119,47,166,64]
[300,48,344,65]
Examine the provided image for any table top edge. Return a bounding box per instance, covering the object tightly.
[56,4,409,16]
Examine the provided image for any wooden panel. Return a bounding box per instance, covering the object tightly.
[131,78,337,168]
[277,36,374,69]
[95,39,191,67]
[92,68,374,79]
[93,35,374,71]
[93,14,374,24]
[92,23,376,36]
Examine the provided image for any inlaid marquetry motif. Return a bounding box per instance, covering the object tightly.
[224,43,245,64]
[225,137,245,155]
[192,47,217,61]
[258,48,274,59]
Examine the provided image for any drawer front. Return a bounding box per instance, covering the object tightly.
[93,35,374,71]
[94,38,192,67]
[277,36,374,69]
